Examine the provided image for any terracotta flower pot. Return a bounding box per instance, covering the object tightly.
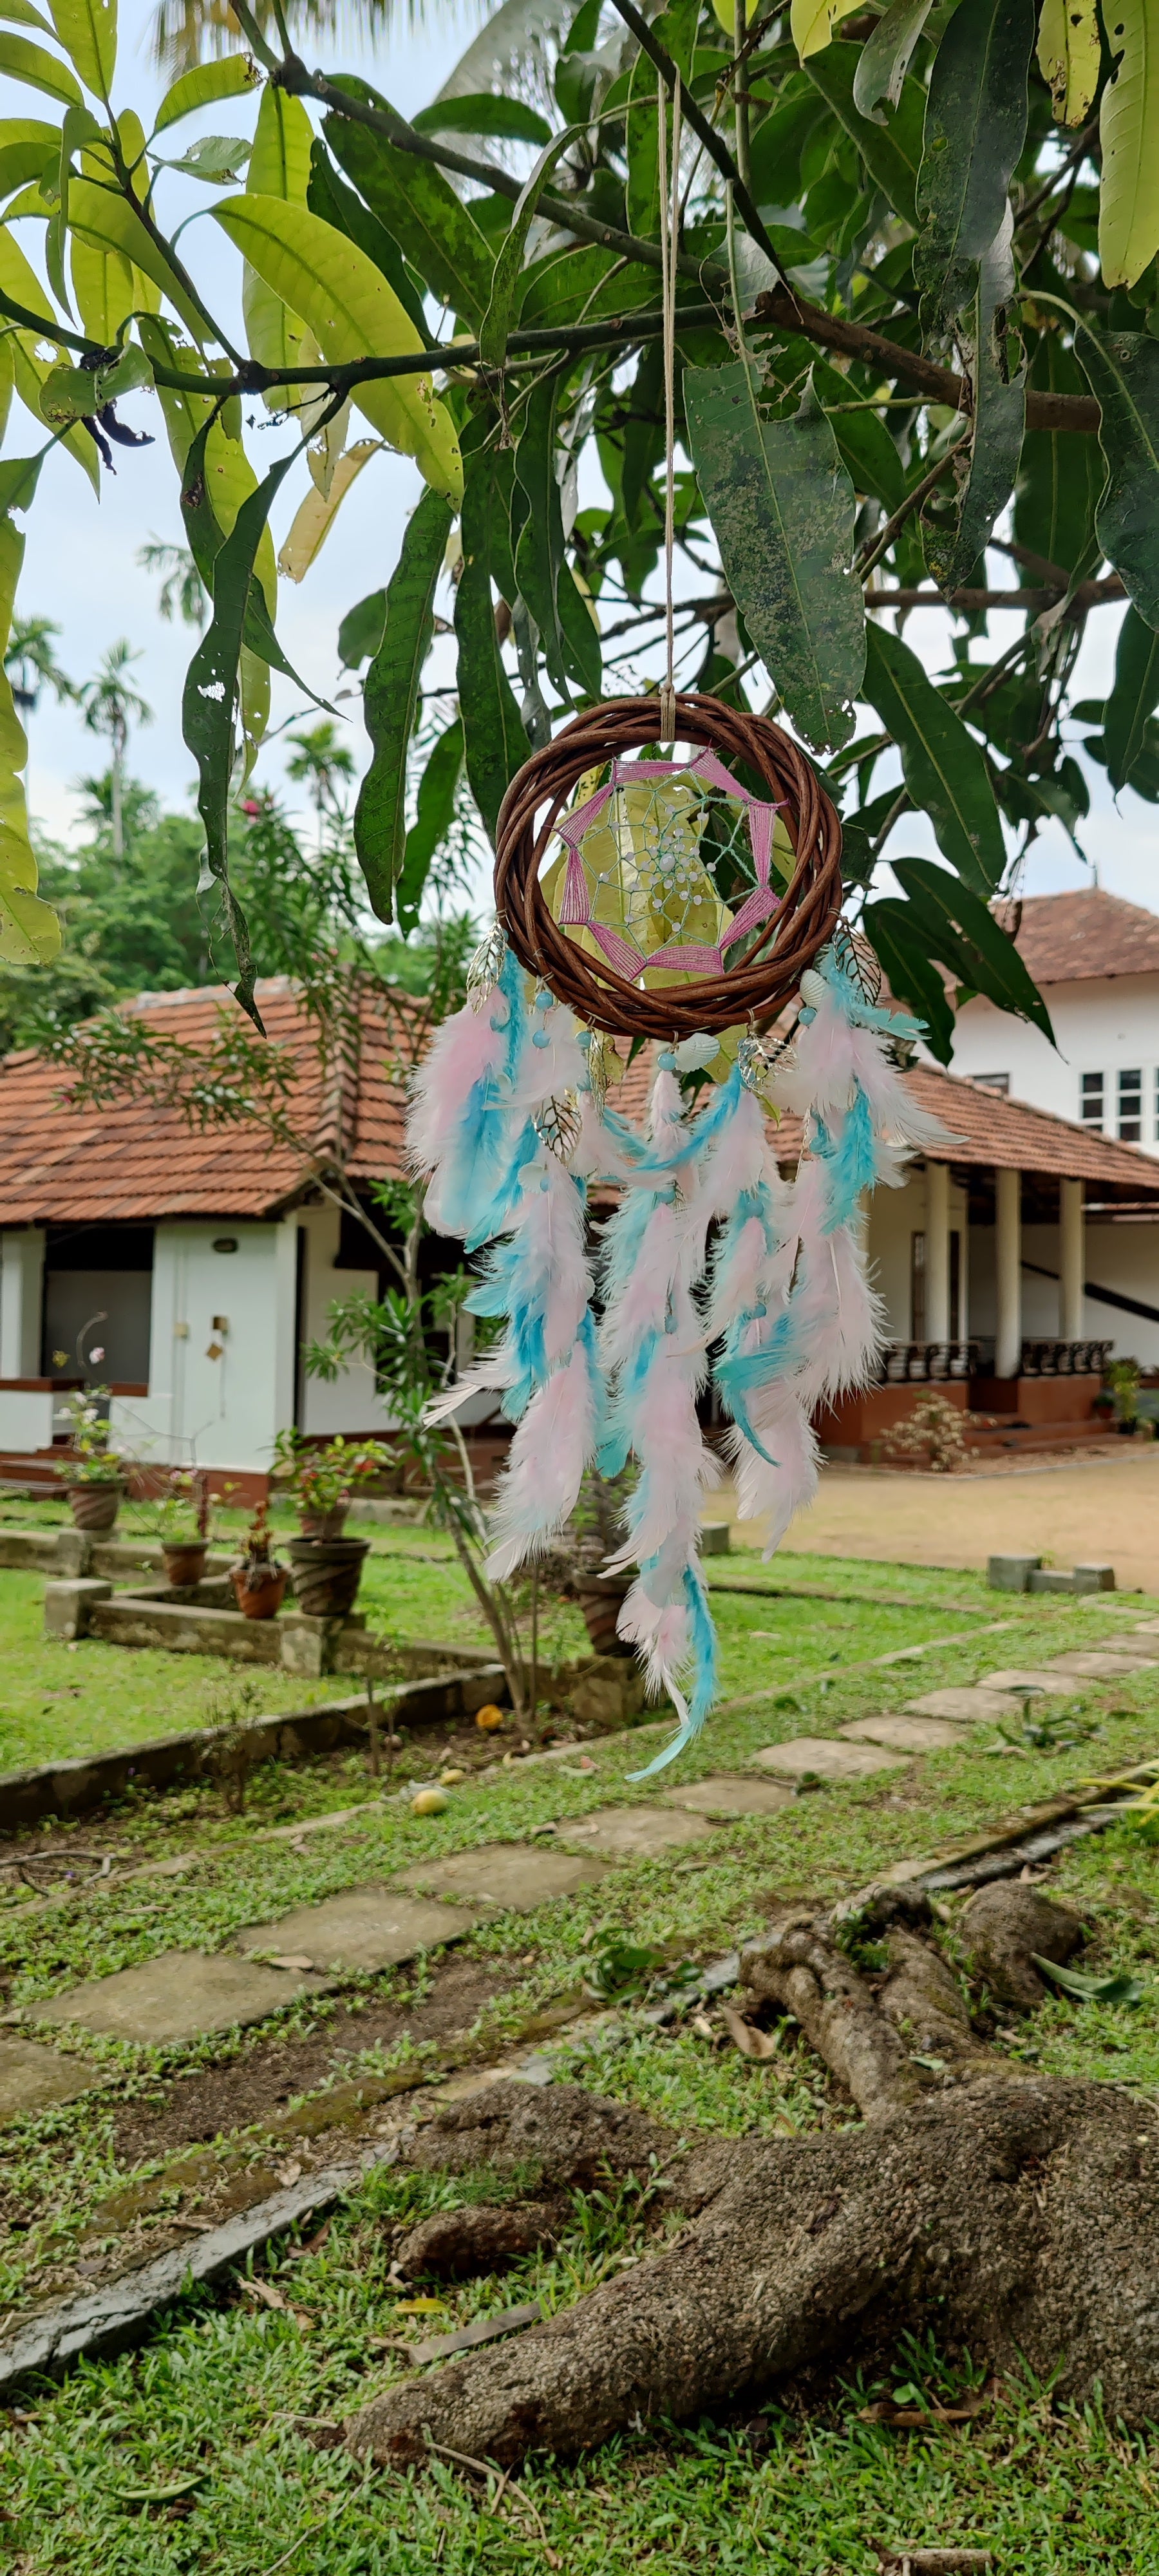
[67,1482,123,1534]
[162,1539,208,1587]
[232,1564,288,1620]
[298,1506,348,1540]
[286,1535,369,1619]
[574,1573,634,1657]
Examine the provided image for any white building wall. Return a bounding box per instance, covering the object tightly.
[865,1168,970,1341]
[113,1222,297,1475]
[948,973,1159,1154]
[0,1227,44,1377]
[294,1202,394,1437]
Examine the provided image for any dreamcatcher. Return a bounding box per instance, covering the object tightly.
[406,91,946,1776]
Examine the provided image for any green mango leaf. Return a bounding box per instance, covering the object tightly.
[853,0,933,122]
[0,30,80,106]
[37,359,92,417]
[0,3,57,33]
[811,352,905,512]
[1098,0,1159,288]
[397,715,463,934]
[455,415,530,844]
[806,38,926,226]
[684,359,864,755]
[513,372,601,700]
[46,0,113,99]
[863,620,1006,895]
[862,894,956,1060]
[0,450,44,511]
[154,53,260,135]
[0,513,60,963]
[412,92,551,144]
[913,0,1034,318]
[353,484,452,925]
[1075,323,1159,628]
[214,194,463,506]
[890,857,1053,1039]
[924,213,1024,594]
[337,587,386,668]
[626,37,659,242]
[621,336,664,532]
[68,173,208,340]
[180,422,299,1028]
[1032,1953,1146,2006]
[0,120,58,202]
[308,140,428,344]
[1103,603,1159,790]
[479,124,579,368]
[162,132,251,183]
[324,77,493,325]
[1015,330,1102,582]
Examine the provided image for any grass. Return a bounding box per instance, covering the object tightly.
[3,1537,1159,2568]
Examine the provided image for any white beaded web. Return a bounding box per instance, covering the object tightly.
[549,752,792,987]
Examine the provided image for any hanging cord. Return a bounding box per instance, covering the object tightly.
[657,71,682,745]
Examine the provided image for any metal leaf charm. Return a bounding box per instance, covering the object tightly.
[534,1090,583,1161]
[467,921,507,1013]
[831,920,882,1007]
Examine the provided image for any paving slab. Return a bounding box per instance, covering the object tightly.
[840,1714,968,1753]
[238,1887,475,1972]
[398,1844,608,1911]
[751,1736,906,1782]
[33,1951,327,2047]
[979,1668,1077,1696]
[0,2036,104,2125]
[1044,1652,1158,1680]
[1133,1620,1159,1636]
[662,1774,795,1818]
[905,1687,1024,1723]
[554,1806,715,1859]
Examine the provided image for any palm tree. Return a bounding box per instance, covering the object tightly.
[286,720,355,849]
[80,642,153,860]
[137,539,207,630]
[5,618,75,715]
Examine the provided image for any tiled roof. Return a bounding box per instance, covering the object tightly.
[612,1049,1159,1195]
[996,887,1159,985]
[0,980,414,1225]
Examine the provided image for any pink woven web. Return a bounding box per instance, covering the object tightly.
[553,752,786,981]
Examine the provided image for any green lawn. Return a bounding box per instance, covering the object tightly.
[4,1535,1159,2569]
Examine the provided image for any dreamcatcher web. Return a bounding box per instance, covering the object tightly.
[543,752,796,985]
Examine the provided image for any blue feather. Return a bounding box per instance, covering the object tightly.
[627,1564,719,1777]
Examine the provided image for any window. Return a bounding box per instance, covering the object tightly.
[972,1072,1010,1096]
[1080,1072,1104,1130]
[1118,1068,1143,1143]
[910,1231,926,1343]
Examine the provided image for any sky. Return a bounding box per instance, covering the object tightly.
[1,0,1156,918]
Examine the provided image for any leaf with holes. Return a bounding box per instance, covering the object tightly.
[863,621,1006,895]
[684,359,863,753]
[1075,322,1159,627]
[353,484,451,925]
[1037,0,1100,124]
[913,0,1035,317]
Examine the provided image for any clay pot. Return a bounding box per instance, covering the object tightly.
[299,1506,348,1540]
[162,1539,208,1587]
[67,1482,123,1534]
[574,1573,634,1657]
[286,1535,369,1619]
[232,1564,288,1620]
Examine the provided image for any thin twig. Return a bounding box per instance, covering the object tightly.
[859,435,971,584]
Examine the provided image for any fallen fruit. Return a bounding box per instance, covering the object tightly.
[411,1787,449,1815]
[475,1702,505,1731]
[440,1766,466,1785]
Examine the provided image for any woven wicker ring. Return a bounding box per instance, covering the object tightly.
[493,692,844,1042]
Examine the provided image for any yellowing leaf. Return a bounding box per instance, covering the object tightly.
[711,0,734,28]
[47,0,115,100]
[278,439,379,580]
[154,52,259,135]
[68,173,207,339]
[1100,0,1159,286]
[70,227,133,337]
[0,29,79,102]
[214,194,464,507]
[789,0,860,60]
[0,516,60,963]
[1037,0,1100,123]
[243,86,311,416]
[141,315,278,627]
[0,222,97,486]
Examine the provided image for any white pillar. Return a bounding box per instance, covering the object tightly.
[994,1166,1022,1382]
[1060,1179,1084,1342]
[0,1229,44,1378]
[925,1161,950,1343]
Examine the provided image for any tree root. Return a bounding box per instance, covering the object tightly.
[347,1882,1157,2468]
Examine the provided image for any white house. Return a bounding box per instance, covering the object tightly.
[946,888,1159,1367]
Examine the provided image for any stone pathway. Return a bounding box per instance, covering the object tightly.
[33,1951,329,2049]
[1044,1651,1158,1680]
[0,2036,104,2120]
[662,1775,793,1818]
[555,1807,714,1858]
[841,1714,968,1752]
[237,1889,475,1974]
[905,1686,1025,1722]
[751,1737,905,1783]
[399,1845,608,1910]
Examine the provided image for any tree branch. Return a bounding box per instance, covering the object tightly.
[865,575,1125,612]
[607,0,791,287]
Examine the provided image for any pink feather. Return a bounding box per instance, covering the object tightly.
[407,996,507,1182]
[486,1331,600,1580]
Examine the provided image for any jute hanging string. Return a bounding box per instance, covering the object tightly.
[406,73,947,1777]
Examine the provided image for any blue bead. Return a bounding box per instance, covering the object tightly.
[531,1029,550,1048]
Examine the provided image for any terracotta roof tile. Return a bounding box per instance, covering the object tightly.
[997,887,1159,985]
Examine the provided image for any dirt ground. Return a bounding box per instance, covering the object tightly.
[715,1447,1159,1593]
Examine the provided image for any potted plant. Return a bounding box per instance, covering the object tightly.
[272,1431,393,1618]
[156,1468,211,1587]
[53,1388,127,1533]
[1106,1358,1141,1435]
[231,1501,288,1621]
